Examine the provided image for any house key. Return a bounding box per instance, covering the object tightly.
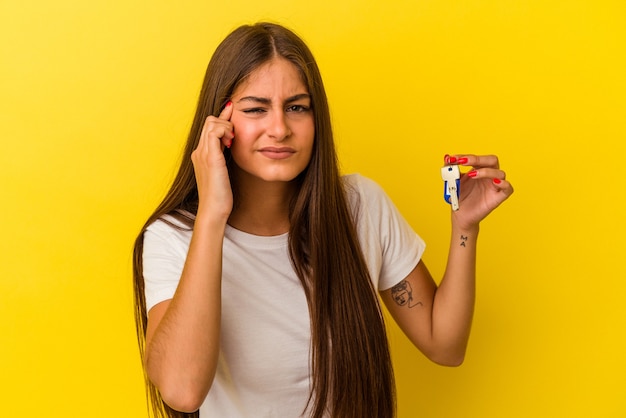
[441,164,460,211]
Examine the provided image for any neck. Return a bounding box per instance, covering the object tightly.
[228,171,297,236]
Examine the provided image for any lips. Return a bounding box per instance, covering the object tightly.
[258,147,296,160]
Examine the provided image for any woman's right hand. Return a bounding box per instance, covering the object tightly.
[146,103,235,410]
[191,102,235,222]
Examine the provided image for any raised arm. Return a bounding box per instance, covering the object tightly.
[381,154,513,366]
[143,103,235,412]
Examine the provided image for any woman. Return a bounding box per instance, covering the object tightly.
[132,22,513,418]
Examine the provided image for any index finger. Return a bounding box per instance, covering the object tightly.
[218,101,234,121]
[447,154,499,169]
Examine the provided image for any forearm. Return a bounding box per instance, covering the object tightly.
[145,215,225,411]
[430,222,479,364]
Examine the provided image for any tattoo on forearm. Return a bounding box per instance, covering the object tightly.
[460,235,468,247]
[391,280,422,308]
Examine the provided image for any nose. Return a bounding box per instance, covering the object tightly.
[266,110,291,141]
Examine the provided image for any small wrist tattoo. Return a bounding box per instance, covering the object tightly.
[460,235,468,247]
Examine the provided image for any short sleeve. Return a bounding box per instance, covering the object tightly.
[345,174,426,291]
[142,217,192,312]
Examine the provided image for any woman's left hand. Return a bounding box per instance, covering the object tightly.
[445,154,514,230]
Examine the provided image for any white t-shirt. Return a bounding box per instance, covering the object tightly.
[142,174,426,417]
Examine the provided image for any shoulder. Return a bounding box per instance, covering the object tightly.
[341,173,426,291]
[342,173,387,202]
[144,211,194,254]
[146,210,194,234]
[342,173,383,192]
[342,173,392,213]
[341,173,395,233]
[146,216,187,236]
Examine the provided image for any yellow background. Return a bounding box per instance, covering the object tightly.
[1,1,624,417]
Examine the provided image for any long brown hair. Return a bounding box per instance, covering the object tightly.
[133,22,395,418]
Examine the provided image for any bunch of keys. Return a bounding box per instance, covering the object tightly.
[441,164,461,211]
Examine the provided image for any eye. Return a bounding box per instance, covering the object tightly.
[242,107,267,114]
[286,104,310,113]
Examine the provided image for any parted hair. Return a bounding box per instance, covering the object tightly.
[132,22,395,418]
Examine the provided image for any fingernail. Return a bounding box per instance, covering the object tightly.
[467,170,478,178]
[444,154,450,163]
[448,156,458,163]
[226,101,232,107]
[458,157,468,164]
[493,178,502,184]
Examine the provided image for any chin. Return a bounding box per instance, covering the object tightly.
[233,165,307,185]
[257,171,304,183]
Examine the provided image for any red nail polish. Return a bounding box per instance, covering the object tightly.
[448,156,457,163]
[226,101,232,107]
[467,170,478,178]
[458,157,468,164]
[493,178,502,184]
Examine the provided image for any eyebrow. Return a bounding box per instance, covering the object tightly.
[236,93,311,105]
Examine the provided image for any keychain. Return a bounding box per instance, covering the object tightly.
[441,164,460,211]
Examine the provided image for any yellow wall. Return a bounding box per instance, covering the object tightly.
[1,1,624,417]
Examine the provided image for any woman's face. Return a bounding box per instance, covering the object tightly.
[229,57,315,184]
